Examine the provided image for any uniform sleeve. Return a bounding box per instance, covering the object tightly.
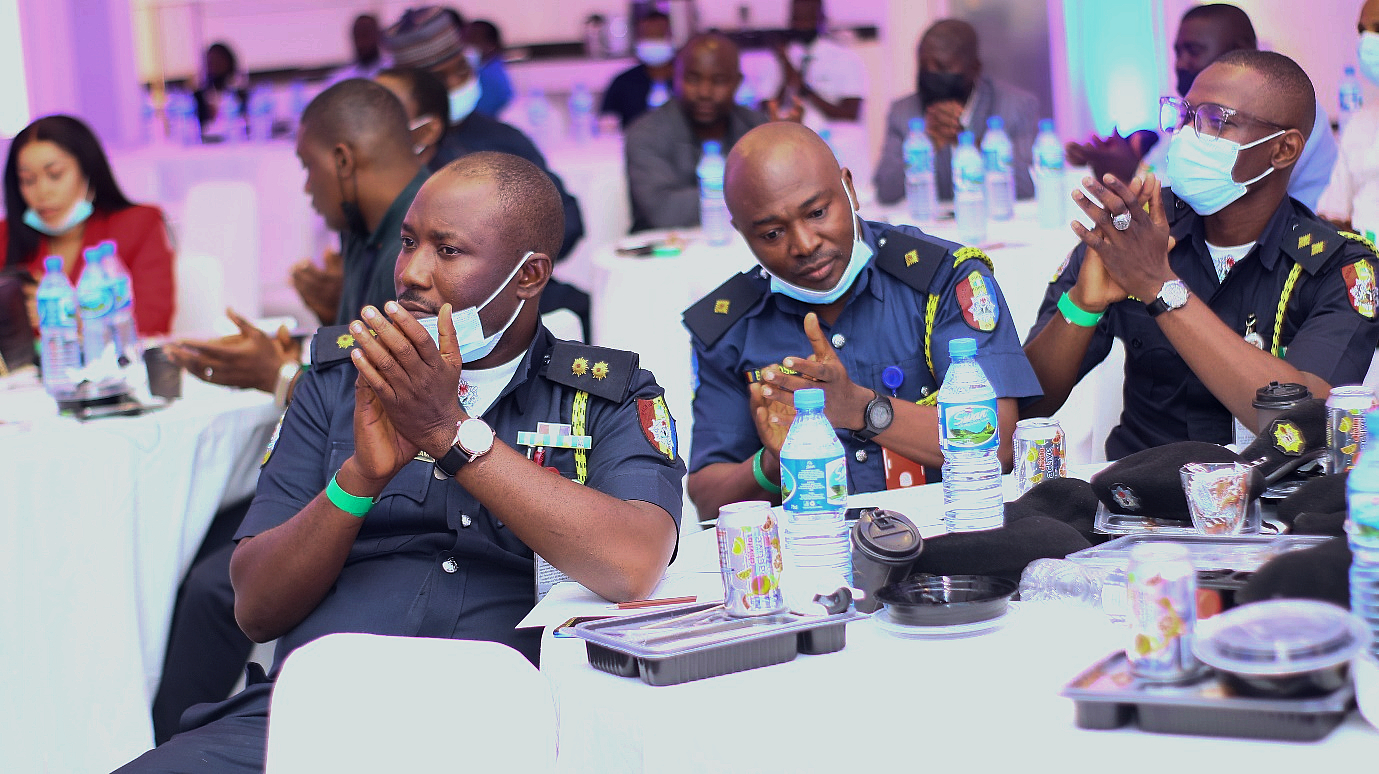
[583,369,686,528]
[927,252,1042,402]
[1026,244,1116,383]
[117,206,176,336]
[873,99,908,205]
[687,333,761,474]
[625,114,700,230]
[1278,244,1379,386]
[235,366,338,540]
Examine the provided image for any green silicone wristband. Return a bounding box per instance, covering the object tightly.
[326,472,375,517]
[1057,291,1105,328]
[752,448,782,495]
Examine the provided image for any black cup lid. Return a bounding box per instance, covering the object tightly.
[1253,381,1311,408]
[852,508,922,559]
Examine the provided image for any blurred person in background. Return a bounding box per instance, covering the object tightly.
[193,41,249,140]
[1,114,174,336]
[874,19,1039,204]
[1318,0,1379,235]
[464,20,514,118]
[328,14,391,85]
[760,0,865,124]
[601,10,676,131]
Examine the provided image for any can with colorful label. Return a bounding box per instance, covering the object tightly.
[1126,543,1200,681]
[1013,418,1066,494]
[1327,385,1378,472]
[716,500,786,617]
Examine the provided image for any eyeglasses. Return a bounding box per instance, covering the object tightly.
[1158,97,1287,141]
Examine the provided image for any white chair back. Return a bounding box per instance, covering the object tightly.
[265,633,557,773]
[171,250,225,336]
[179,181,261,319]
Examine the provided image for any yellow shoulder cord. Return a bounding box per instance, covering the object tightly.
[572,390,590,484]
[1340,230,1379,255]
[1270,263,1304,357]
[919,249,995,407]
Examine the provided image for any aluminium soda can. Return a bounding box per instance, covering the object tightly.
[716,500,786,617]
[1326,385,1378,473]
[1125,543,1200,681]
[1013,418,1066,494]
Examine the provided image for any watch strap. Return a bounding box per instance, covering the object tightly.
[435,418,495,478]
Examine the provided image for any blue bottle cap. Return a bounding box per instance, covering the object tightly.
[882,366,905,392]
[703,140,722,155]
[43,255,62,273]
[83,246,103,264]
[949,337,977,358]
[1039,118,1054,133]
[793,388,825,410]
[987,116,1004,130]
[908,117,924,133]
[958,131,975,146]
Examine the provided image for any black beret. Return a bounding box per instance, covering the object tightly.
[1239,398,1328,481]
[1276,472,1347,526]
[1237,536,1351,608]
[1090,442,1250,523]
[1005,476,1101,541]
[1292,509,1348,537]
[909,515,1092,584]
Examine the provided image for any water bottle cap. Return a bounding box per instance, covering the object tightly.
[908,117,924,133]
[83,246,103,264]
[702,140,722,155]
[43,255,62,273]
[948,337,977,358]
[957,131,975,146]
[1039,118,1054,133]
[986,116,1004,130]
[793,387,825,410]
[1346,66,1357,76]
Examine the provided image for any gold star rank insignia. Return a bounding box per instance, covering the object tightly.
[337,333,355,349]
[904,249,919,267]
[571,357,589,376]
[591,361,610,380]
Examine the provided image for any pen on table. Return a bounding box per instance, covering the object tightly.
[614,595,698,610]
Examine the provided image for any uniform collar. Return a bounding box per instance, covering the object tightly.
[1167,189,1317,275]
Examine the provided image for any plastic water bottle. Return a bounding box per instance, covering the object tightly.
[76,246,116,365]
[779,388,852,599]
[248,86,275,142]
[219,91,245,143]
[1341,66,1365,134]
[1347,411,1379,657]
[697,140,731,246]
[937,337,1004,532]
[903,118,936,223]
[102,241,138,361]
[526,88,553,145]
[1019,559,1128,623]
[952,131,987,245]
[569,83,595,142]
[648,80,671,109]
[1033,119,1065,230]
[36,256,81,400]
[982,116,1015,221]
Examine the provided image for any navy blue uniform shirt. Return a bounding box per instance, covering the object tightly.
[237,327,684,668]
[687,219,1043,494]
[1030,190,1379,460]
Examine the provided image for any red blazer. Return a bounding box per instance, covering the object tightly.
[3,204,176,335]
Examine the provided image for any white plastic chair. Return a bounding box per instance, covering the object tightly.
[178,181,261,319]
[265,633,558,773]
[170,250,225,336]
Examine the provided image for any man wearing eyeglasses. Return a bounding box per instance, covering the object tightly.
[1023,50,1379,460]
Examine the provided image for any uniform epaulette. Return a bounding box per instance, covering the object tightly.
[311,324,362,367]
[682,270,765,347]
[873,228,952,294]
[1282,217,1346,274]
[544,340,638,402]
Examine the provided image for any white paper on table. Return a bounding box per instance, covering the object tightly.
[514,571,723,630]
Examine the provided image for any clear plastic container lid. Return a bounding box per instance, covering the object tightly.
[1193,599,1370,676]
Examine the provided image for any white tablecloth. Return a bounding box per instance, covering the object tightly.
[0,377,281,773]
[540,482,1379,773]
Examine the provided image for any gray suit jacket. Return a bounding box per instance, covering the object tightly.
[874,76,1041,204]
[624,102,767,232]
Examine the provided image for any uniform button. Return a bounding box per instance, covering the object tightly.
[460,514,473,528]
[442,557,459,573]
[831,333,846,349]
[878,237,888,247]
[854,449,869,463]
[920,386,930,397]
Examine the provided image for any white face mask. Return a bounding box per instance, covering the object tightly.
[1165,127,1283,216]
[767,176,873,305]
[1361,31,1379,87]
[420,251,531,362]
[409,116,437,156]
[448,77,483,123]
[635,40,675,67]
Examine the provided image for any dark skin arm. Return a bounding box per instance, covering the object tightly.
[1070,173,1331,422]
[166,308,301,393]
[770,46,861,121]
[291,248,344,326]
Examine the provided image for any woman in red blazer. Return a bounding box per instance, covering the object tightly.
[2,115,175,336]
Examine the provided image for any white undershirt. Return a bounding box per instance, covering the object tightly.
[457,351,524,418]
[1205,240,1257,283]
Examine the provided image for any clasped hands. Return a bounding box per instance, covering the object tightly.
[1068,172,1178,310]
[749,312,871,471]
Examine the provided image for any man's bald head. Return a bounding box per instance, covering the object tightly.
[920,19,979,64]
[674,33,743,128]
[725,122,841,216]
[300,78,414,165]
[1211,49,1315,137]
[435,151,564,260]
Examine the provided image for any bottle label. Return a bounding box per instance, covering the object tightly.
[78,286,114,319]
[781,455,847,513]
[939,398,999,451]
[38,295,76,328]
[1351,492,1379,531]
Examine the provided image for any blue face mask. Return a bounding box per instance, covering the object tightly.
[1165,127,1283,216]
[448,77,483,123]
[420,251,531,362]
[768,177,872,305]
[636,40,675,67]
[1360,32,1379,87]
[23,183,93,237]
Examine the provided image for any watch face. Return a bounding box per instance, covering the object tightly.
[458,419,494,454]
[1161,281,1189,308]
[867,397,894,430]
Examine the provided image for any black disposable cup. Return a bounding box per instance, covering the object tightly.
[850,509,923,613]
[1252,382,1311,434]
[143,346,182,400]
